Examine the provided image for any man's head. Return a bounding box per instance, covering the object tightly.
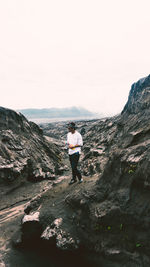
[68,122,76,133]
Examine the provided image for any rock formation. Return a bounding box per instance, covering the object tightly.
[0,107,64,185]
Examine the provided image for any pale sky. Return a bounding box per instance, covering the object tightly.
[0,0,150,116]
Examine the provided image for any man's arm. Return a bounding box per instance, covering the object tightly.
[69,144,81,148]
[77,132,83,147]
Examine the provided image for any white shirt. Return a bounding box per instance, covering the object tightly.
[67,131,83,155]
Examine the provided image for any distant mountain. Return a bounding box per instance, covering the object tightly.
[17,107,98,119]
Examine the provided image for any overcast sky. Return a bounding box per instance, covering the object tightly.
[0,0,150,115]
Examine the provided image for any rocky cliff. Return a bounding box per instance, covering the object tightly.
[0,106,64,184]
[2,74,150,267]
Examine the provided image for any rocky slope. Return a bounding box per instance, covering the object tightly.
[1,74,150,266]
[0,107,65,185]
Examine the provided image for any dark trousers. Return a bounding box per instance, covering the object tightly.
[69,152,82,181]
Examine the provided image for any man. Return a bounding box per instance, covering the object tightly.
[67,122,83,185]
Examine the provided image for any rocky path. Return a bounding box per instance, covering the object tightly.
[0,175,66,265]
[0,170,98,267]
[0,160,72,265]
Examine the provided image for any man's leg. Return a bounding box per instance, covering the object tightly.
[71,153,82,181]
[69,154,77,181]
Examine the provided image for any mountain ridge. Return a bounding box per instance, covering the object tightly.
[17,106,99,119]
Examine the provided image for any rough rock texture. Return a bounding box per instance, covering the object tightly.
[122,74,150,114]
[16,75,150,266]
[40,119,103,176]
[72,75,150,266]
[41,218,79,251]
[40,119,96,141]
[0,107,64,184]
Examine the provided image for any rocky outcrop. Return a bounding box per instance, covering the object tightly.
[122,74,150,114]
[0,107,64,184]
[41,218,79,251]
[70,75,150,266]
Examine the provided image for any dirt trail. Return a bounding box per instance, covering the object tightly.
[0,179,55,266]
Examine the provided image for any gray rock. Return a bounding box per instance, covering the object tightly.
[22,211,40,224]
[0,106,64,184]
[41,218,79,251]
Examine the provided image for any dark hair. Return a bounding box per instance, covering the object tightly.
[68,122,76,129]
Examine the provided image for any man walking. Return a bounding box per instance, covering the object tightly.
[67,122,83,185]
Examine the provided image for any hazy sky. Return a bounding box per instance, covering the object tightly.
[0,0,150,115]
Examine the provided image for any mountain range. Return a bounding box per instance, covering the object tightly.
[17,106,98,119]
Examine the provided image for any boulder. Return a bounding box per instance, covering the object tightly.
[41,218,79,251]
